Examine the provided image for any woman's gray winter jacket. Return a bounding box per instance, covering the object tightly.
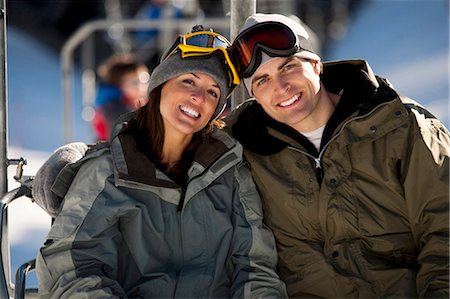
[35,118,287,298]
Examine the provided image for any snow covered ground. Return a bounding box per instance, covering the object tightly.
[4,0,449,291]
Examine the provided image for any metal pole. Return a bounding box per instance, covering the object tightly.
[230,0,255,109]
[0,0,7,197]
[0,3,10,297]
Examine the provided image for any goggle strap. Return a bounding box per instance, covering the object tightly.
[161,36,182,62]
[297,35,315,54]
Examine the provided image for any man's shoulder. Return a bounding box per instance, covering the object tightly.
[224,98,258,127]
[398,96,437,119]
[399,95,449,135]
[224,99,289,155]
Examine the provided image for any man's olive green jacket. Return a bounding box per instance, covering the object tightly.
[226,60,449,298]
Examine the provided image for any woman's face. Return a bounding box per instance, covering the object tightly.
[159,72,220,138]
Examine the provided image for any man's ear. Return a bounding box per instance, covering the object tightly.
[311,60,321,75]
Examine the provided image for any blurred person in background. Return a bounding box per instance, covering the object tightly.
[225,13,449,298]
[34,26,287,298]
[92,54,150,141]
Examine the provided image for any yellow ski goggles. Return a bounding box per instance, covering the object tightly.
[163,30,241,96]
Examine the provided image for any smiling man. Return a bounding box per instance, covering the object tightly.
[226,13,450,298]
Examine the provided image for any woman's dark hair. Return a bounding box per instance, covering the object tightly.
[134,84,208,185]
[135,86,164,164]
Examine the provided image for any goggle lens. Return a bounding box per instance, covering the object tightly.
[185,33,230,48]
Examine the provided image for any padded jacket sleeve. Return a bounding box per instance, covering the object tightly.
[36,156,126,299]
[403,111,450,297]
[228,161,288,298]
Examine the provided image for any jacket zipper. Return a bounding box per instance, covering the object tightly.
[174,201,184,294]
[174,144,239,292]
[287,146,323,182]
[177,186,187,213]
[288,100,394,183]
[176,144,239,213]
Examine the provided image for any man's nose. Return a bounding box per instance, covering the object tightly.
[274,76,290,94]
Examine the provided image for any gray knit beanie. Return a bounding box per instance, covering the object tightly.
[147,50,230,120]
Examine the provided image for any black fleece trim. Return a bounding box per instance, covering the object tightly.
[230,101,319,156]
[230,102,288,155]
[320,64,398,149]
[116,122,179,188]
[194,137,229,169]
[118,132,179,188]
[116,119,234,187]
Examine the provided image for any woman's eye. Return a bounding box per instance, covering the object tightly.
[208,90,218,99]
[183,79,194,85]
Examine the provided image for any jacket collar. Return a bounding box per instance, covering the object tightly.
[320,59,379,95]
[110,114,241,188]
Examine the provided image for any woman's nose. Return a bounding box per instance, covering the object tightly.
[191,88,206,102]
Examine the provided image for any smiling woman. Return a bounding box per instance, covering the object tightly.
[34,26,287,298]
[130,29,233,185]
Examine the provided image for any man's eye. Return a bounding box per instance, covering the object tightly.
[183,79,194,85]
[256,78,267,86]
[284,63,295,71]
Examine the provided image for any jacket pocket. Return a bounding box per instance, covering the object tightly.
[361,240,419,270]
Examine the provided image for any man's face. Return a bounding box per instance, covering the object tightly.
[250,56,324,132]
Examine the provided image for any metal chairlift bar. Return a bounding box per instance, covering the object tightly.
[0,186,30,298]
[0,199,9,299]
[15,259,36,299]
